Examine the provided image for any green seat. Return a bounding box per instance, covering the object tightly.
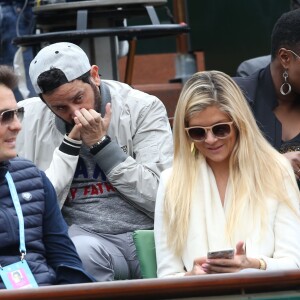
[133,229,157,278]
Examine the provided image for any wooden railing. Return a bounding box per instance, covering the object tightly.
[1,270,300,299]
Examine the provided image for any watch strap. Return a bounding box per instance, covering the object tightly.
[90,135,111,155]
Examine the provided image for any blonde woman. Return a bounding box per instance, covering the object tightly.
[154,70,300,277]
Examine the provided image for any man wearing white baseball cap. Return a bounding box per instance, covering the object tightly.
[16,42,173,281]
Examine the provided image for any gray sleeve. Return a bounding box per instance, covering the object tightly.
[92,98,173,214]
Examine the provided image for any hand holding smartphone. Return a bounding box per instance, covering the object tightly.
[207,248,234,259]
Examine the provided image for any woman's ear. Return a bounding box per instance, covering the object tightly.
[278,48,293,69]
[90,65,101,86]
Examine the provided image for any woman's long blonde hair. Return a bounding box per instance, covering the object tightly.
[164,70,299,255]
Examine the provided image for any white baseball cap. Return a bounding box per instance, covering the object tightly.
[29,42,91,94]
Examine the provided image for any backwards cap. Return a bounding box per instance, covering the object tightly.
[29,42,91,94]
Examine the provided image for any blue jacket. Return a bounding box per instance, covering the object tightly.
[0,157,95,288]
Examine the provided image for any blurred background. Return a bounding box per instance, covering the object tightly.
[7,0,292,108]
[131,0,290,76]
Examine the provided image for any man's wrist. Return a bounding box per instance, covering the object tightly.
[59,134,82,156]
[90,135,111,155]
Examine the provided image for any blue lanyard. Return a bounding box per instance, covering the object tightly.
[5,171,26,258]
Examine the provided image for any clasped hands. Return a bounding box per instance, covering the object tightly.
[68,103,112,147]
[185,241,260,276]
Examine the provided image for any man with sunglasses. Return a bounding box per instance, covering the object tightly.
[234,8,300,187]
[0,65,95,289]
[16,42,173,281]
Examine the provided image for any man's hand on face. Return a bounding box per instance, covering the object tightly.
[68,123,81,141]
[73,103,112,147]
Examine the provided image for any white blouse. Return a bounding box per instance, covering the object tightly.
[154,162,300,278]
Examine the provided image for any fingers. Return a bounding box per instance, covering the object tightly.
[186,257,208,276]
[68,121,82,140]
[202,242,248,274]
[202,265,233,274]
[102,103,112,128]
[72,107,111,147]
[74,107,111,128]
[202,258,238,274]
[235,241,245,255]
[201,261,225,274]
[104,103,112,119]
[74,108,101,126]
[186,264,207,276]
[202,243,244,274]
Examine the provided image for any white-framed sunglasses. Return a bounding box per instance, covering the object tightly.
[185,122,234,142]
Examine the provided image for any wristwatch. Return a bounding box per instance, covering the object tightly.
[90,135,111,155]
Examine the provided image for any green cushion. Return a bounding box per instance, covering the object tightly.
[133,230,157,278]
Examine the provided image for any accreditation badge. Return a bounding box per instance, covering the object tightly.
[0,260,38,289]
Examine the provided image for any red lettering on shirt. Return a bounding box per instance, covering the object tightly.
[69,183,116,201]
[105,182,115,192]
[91,184,99,195]
[96,183,103,193]
[70,188,78,200]
[83,186,90,196]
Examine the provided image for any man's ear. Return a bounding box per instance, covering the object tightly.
[90,65,101,86]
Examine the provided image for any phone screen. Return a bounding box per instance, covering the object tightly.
[207,249,234,259]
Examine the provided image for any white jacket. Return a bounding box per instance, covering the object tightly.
[17,80,173,214]
[155,164,300,277]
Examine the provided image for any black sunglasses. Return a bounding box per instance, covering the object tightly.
[0,107,24,125]
[185,122,234,142]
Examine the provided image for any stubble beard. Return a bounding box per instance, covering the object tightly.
[92,82,101,113]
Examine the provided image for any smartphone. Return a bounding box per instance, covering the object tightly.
[207,249,234,259]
